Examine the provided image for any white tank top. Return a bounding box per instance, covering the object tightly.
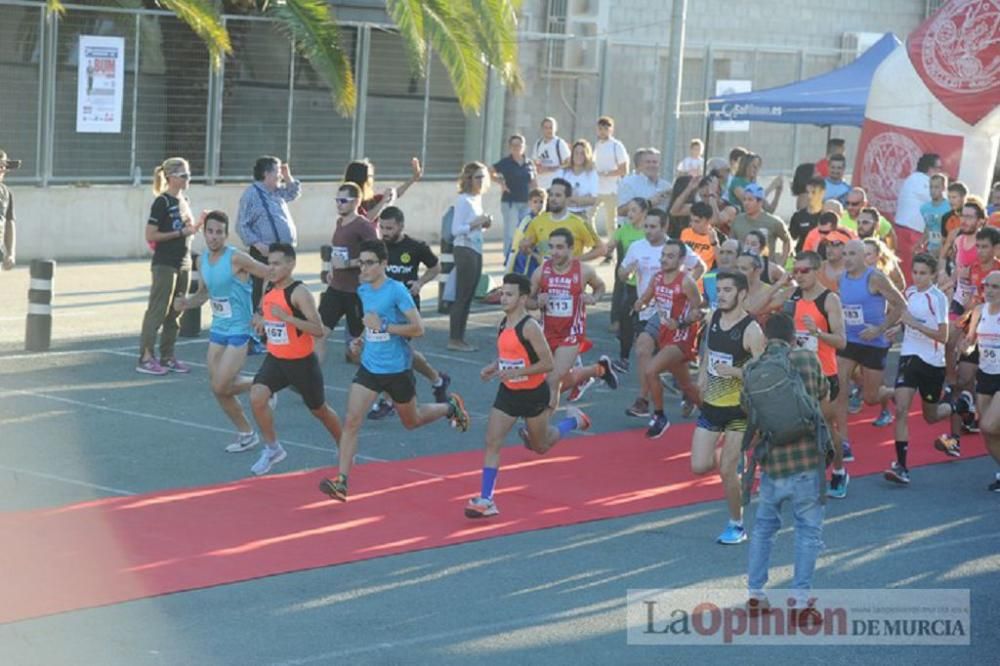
[901,286,948,367]
[977,303,1000,376]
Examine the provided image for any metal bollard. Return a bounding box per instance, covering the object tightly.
[179,252,202,337]
[25,259,55,351]
[320,244,332,285]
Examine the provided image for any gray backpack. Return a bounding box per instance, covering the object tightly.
[739,344,832,504]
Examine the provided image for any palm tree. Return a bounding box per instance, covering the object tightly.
[44,0,522,116]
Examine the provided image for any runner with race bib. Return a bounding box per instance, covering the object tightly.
[959,270,1000,493]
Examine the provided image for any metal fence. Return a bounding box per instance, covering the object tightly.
[0,0,474,185]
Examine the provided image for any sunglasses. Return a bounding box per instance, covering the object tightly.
[358,259,380,267]
[336,197,355,204]
[846,200,863,206]
[828,240,845,247]
[793,267,814,275]
[171,172,191,180]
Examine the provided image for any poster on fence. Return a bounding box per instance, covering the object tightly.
[76,35,125,133]
[713,80,752,133]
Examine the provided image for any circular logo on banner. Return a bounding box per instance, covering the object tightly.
[921,0,1000,93]
[861,131,923,212]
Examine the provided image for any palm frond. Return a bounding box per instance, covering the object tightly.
[385,0,429,79]
[415,0,488,114]
[156,0,230,69]
[466,0,522,92]
[267,0,356,117]
[45,0,66,14]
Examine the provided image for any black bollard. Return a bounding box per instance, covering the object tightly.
[320,244,332,285]
[25,259,55,351]
[179,252,201,337]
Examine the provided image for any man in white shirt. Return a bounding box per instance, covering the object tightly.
[617,148,672,214]
[593,116,629,245]
[894,153,943,286]
[532,116,571,190]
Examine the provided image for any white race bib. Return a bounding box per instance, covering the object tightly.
[708,350,734,377]
[547,293,574,318]
[332,246,350,262]
[210,297,232,319]
[265,321,289,345]
[981,341,1000,374]
[843,304,865,327]
[499,357,527,383]
[365,328,390,343]
[796,331,819,352]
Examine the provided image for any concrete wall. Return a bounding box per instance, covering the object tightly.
[11,179,506,262]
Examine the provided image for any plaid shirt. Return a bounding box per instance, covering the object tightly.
[743,339,829,479]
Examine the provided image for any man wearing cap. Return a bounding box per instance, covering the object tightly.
[731,182,792,266]
[0,149,18,271]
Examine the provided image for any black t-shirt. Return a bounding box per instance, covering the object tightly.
[386,235,438,309]
[148,193,192,270]
[789,208,821,254]
[492,156,537,203]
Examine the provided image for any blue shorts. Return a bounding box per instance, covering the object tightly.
[209,331,252,347]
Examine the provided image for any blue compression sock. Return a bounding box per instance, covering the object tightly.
[557,417,576,437]
[481,467,499,500]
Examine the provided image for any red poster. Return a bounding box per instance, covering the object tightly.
[853,120,964,219]
[907,0,1000,126]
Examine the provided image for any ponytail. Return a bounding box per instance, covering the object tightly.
[152,157,189,196]
[152,166,167,195]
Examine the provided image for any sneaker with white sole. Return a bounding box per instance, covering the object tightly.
[568,376,596,403]
[250,444,287,476]
[464,496,499,518]
[225,431,259,453]
[645,413,671,439]
[161,358,191,374]
[136,358,168,376]
[597,355,619,389]
[717,521,747,545]
[566,406,591,432]
[883,461,910,485]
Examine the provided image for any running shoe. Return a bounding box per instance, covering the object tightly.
[464,496,499,518]
[225,431,259,453]
[611,358,630,374]
[988,473,1000,493]
[161,358,191,374]
[568,377,597,403]
[841,440,855,463]
[872,409,894,427]
[432,372,452,403]
[883,461,910,485]
[597,355,619,389]
[566,405,591,432]
[626,397,650,418]
[827,470,849,499]
[448,393,470,432]
[848,387,862,414]
[933,434,961,458]
[250,444,287,476]
[367,398,395,420]
[136,358,168,376]
[646,414,671,439]
[961,421,980,434]
[318,474,348,501]
[717,522,748,545]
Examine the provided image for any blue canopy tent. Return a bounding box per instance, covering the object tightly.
[707,32,901,129]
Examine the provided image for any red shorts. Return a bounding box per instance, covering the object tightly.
[658,323,700,362]
[545,333,592,354]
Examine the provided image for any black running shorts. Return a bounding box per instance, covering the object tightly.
[837,341,889,371]
[254,353,326,410]
[894,355,946,404]
[493,382,551,419]
[353,365,417,404]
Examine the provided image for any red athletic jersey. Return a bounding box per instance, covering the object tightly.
[540,259,586,347]
[652,270,700,357]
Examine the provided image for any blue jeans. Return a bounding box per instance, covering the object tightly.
[747,471,825,601]
[501,201,530,258]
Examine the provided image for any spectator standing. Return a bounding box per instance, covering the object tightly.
[137,157,200,376]
[789,177,826,254]
[919,174,952,255]
[0,149,18,271]
[823,154,851,204]
[617,148,671,213]
[814,137,846,178]
[236,156,301,311]
[894,153,943,278]
[449,162,493,352]
[593,116,629,248]
[531,117,570,190]
[557,139,600,221]
[676,138,705,177]
[731,183,793,266]
[492,134,537,258]
[790,162,817,211]
[344,157,423,226]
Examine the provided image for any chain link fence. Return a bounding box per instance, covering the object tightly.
[0,1,474,185]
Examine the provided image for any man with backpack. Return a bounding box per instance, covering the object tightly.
[741,312,832,628]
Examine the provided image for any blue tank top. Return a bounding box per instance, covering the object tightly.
[840,267,888,348]
[703,269,719,310]
[201,246,253,335]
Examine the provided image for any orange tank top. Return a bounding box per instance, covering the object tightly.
[262,281,315,359]
[791,288,837,376]
[497,316,546,390]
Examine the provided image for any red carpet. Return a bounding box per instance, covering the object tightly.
[0,408,985,624]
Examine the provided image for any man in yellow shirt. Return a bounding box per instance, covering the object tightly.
[521,178,607,261]
[840,187,896,249]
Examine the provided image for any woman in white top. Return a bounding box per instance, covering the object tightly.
[556,139,599,221]
[449,161,493,351]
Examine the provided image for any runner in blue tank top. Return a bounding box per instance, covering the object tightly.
[174,210,273,453]
[835,239,906,463]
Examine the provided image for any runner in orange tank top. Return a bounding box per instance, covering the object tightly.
[633,239,706,438]
[529,228,619,410]
[464,274,591,519]
[248,243,343,477]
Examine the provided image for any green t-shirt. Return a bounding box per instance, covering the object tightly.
[839,212,892,240]
[614,224,646,286]
[727,176,751,212]
[731,211,787,256]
